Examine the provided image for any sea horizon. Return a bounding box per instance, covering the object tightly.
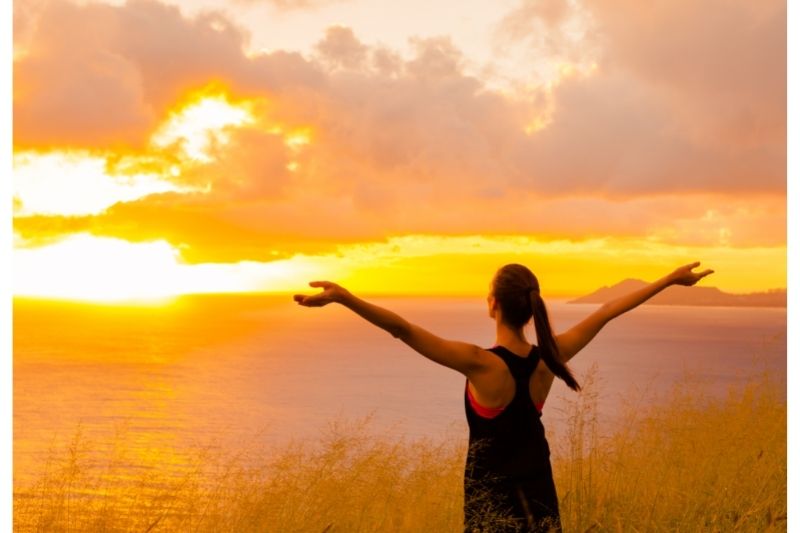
[14,293,786,493]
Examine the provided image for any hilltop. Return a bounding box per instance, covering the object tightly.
[568,279,786,307]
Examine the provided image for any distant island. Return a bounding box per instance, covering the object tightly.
[568,279,786,308]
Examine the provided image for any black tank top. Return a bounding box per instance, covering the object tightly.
[464,345,551,484]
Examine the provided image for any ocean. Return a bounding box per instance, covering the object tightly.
[13,294,786,491]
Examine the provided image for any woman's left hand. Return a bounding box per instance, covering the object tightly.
[293,281,349,307]
[668,261,714,287]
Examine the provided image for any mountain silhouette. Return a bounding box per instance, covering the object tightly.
[568,279,786,307]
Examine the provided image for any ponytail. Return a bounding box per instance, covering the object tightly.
[530,291,581,392]
[490,262,581,392]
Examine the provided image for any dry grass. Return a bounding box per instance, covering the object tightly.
[14,367,786,532]
[552,364,786,532]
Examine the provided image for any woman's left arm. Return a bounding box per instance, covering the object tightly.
[294,281,490,376]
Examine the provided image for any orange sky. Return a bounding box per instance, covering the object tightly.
[11,0,787,301]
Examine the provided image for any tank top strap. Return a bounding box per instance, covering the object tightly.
[487,345,540,387]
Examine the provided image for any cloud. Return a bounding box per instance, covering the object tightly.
[510,67,784,196]
[14,185,785,264]
[313,25,369,71]
[585,0,786,150]
[12,0,786,263]
[14,0,256,149]
[228,0,350,10]
[493,0,596,71]
[497,0,785,196]
[14,1,153,148]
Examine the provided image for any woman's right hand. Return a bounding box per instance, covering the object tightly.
[669,261,714,286]
[293,281,350,307]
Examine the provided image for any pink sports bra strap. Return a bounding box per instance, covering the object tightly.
[465,381,543,419]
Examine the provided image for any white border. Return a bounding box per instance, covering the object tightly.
[2,0,12,528]
[786,0,796,528]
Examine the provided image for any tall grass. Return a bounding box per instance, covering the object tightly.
[551,364,786,532]
[14,367,786,532]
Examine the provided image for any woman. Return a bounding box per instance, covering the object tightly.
[293,260,714,532]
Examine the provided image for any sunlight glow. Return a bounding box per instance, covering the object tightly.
[284,129,312,151]
[150,84,256,163]
[13,151,188,216]
[13,232,785,303]
[11,73,783,303]
[12,82,264,217]
[13,234,293,302]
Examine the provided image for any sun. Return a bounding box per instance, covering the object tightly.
[150,82,258,163]
[12,80,331,303]
[14,234,194,302]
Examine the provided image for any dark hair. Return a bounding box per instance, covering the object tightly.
[491,263,581,392]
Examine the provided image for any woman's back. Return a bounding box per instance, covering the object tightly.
[464,345,551,480]
[463,345,560,532]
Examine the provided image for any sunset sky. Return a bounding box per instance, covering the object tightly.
[11,0,787,301]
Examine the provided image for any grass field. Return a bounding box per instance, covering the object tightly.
[13,365,786,532]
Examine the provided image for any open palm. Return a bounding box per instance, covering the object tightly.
[670,261,714,286]
[293,281,345,307]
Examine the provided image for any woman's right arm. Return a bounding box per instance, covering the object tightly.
[555,261,714,363]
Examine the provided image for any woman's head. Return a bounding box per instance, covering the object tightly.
[488,263,581,392]
[488,264,540,327]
